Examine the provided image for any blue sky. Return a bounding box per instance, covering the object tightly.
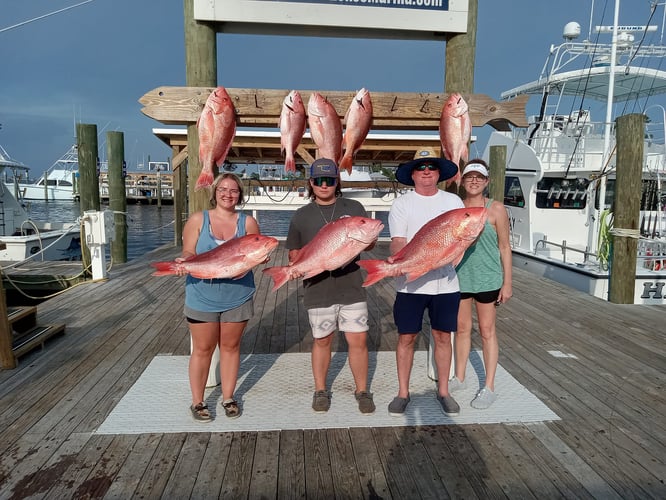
[0,0,658,176]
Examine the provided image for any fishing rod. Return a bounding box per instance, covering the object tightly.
[0,1,95,34]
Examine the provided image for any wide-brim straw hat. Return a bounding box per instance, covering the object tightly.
[395,147,459,186]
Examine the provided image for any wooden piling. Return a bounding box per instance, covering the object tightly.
[184,0,216,214]
[489,145,507,203]
[77,123,100,272]
[0,268,16,369]
[107,131,128,264]
[609,114,643,303]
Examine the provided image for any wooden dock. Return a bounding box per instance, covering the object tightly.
[0,242,664,498]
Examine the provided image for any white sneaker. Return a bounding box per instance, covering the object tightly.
[471,387,497,409]
[448,376,467,393]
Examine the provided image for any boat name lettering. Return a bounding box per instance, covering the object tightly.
[286,0,448,10]
[640,282,665,299]
[595,25,656,33]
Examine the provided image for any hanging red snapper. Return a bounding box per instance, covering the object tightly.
[262,216,384,291]
[196,86,237,190]
[151,234,278,279]
[307,92,343,164]
[439,92,471,188]
[358,207,487,287]
[340,88,373,175]
[279,90,307,173]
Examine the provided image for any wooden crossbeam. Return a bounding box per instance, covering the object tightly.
[140,87,528,131]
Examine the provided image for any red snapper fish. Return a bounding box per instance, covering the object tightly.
[439,92,472,188]
[279,90,307,173]
[357,207,487,287]
[151,234,278,279]
[307,92,343,164]
[340,88,373,175]
[262,216,384,291]
[196,86,237,190]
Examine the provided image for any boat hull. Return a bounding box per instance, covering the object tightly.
[512,249,666,305]
[0,226,81,262]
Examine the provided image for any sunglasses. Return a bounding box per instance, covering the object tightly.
[414,163,439,172]
[311,176,337,187]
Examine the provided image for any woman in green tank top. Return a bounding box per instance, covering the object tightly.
[450,160,513,410]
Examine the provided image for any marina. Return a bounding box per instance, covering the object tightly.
[0,242,663,498]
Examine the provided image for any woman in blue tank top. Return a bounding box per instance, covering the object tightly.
[451,160,513,410]
[178,173,261,422]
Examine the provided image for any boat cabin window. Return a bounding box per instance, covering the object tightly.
[504,176,526,207]
[58,180,73,187]
[536,178,589,209]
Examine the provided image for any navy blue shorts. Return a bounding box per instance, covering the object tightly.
[393,291,460,334]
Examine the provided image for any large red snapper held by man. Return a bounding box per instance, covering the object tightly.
[150,234,278,279]
[196,86,237,190]
[279,90,307,173]
[307,92,343,164]
[340,88,373,175]
[357,207,487,287]
[439,92,472,188]
[262,216,384,292]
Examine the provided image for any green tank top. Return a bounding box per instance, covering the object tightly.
[456,199,504,293]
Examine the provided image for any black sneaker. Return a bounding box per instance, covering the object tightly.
[437,394,460,416]
[355,391,376,414]
[190,402,212,422]
[388,395,410,416]
[312,390,331,412]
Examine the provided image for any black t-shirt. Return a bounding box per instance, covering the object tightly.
[285,197,369,309]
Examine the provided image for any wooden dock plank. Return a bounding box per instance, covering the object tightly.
[0,241,663,498]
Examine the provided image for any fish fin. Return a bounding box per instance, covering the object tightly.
[262,266,290,291]
[404,271,426,283]
[150,261,178,276]
[285,157,296,173]
[195,169,215,190]
[339,154,353,175]
[452,252,465,268]
[357,259,389,287]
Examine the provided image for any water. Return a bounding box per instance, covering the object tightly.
[23,201,392,258]
[25,200,176,260]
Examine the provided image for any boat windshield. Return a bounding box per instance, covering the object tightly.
[535,178,589,209]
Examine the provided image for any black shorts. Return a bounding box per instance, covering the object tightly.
[459,289,500,304]
[393,291,460,334]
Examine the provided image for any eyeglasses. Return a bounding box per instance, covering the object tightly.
[414,163,439,172]
[216,187,240,195]
[463,175,486,183]
[311,176,337,187]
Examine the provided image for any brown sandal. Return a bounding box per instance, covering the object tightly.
[222,399,241,419]
[190,402,212,422]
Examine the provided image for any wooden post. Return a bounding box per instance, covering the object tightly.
[444,0,478,195]
[77,123,100,273]
[0,269,17,369]
[157,170,163,208]
[609,114,643,304]
[107,131,128,264]
[488,145,507,203]
[43,170,49,201]
[174,146,187,246]
[184,0,216,214]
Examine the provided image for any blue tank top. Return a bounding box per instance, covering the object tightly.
[456,199,504,293]
[184,210,255,312]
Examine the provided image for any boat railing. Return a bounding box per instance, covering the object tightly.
[533,237,597,264]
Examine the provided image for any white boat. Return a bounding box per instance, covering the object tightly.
[0,146,81,262]
[483,0,666,305]
[3,145,79,201]
[245,164,402,208]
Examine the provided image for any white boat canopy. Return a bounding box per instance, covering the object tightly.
[501,66,666,103]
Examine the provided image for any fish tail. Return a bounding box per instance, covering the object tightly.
[285,156,296,173]
[339,154,353,175]
[195,168,215,191]
[262,266,290,291]
[357,259,389,287]
[150,261,178,276]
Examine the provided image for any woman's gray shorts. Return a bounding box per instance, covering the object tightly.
[184,298,254,323]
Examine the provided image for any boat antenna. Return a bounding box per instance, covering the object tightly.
[0,1,95,34]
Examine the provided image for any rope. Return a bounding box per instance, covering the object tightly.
[609,227,642,238]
